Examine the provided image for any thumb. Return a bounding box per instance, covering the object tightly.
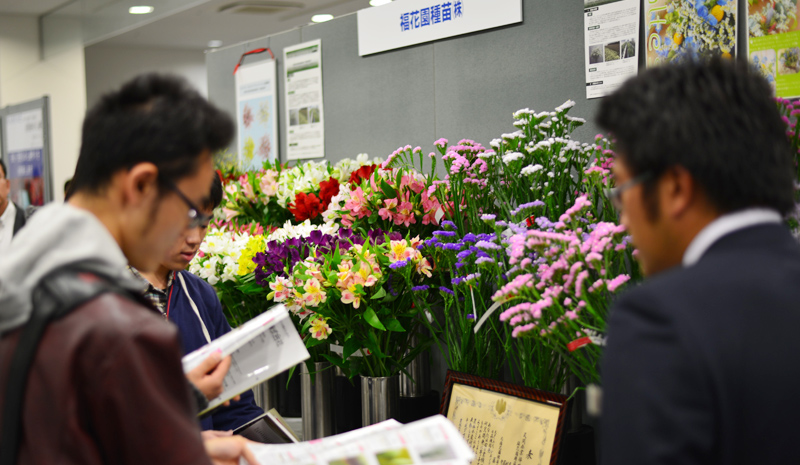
[195,350,223,374]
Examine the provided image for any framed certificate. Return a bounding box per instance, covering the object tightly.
[440,371,568,465]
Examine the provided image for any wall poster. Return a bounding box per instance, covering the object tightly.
[645,0,737,67]
[583,0,640,99]
[283,39,325,161]
[747,1,800,98]
[236,59,279,169]
[5,109,46,208]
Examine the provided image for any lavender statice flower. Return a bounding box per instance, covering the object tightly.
[443,243,462,251]
[475,256,494,265]
[475,240,502,251]
[412,285,430,292]
[441,220,457,230]
[462,233,478,243]
[481,214,496,222]
[433,230,457,238]
[456,250,473,260]
[440,286,455,295]
[510,200,546,216]
[424,237,440,248]
[389,259,412,270]
[452,276,466,286]
[466,314,476,320]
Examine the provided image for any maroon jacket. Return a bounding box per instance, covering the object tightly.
[0,292,213,465]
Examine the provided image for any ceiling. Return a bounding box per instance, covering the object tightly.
[100,0,371,50]
[0,0,70,15]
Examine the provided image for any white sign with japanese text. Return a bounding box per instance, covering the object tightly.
[283,39,325,160]
[357,0,522,57]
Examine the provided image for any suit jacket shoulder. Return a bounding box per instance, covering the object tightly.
[12,201,25,235]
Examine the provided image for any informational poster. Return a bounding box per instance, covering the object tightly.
[356,0,522,56]
[283,40,325,161]
[236,59,279,168]
[446,384,561,465]
[645,0,736,67]
[583,0,640,99]
[5,109,45,208]
[747,1,800,98]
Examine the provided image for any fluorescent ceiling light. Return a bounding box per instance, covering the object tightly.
[369,0,393,6]
[207,40,224,48]
[311,14,334,23]
[129,6,154,14]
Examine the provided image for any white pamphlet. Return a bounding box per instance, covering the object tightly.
[182,304,309,413]
[283,39,325,160]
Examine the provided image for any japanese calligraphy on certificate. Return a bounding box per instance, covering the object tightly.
[446,384,562,465]
[283,40,325,160]
[583,0,640,99]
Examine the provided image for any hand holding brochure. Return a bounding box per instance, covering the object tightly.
[182,304,309,413]
[246,415,475,465]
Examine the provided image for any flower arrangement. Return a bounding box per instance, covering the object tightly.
[218,163,293,229]
[494,195,636,386]
[776,98,800,233]
[748,0,798,38]
[650,0,736,64]
[779,47,800,75]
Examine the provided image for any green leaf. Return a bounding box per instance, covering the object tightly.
[364,307,387,330]
[343,338,361,360]
[384,318,406,332]
[380,179,397,199]
[371,287,387,300]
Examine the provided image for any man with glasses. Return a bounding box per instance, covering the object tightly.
[132,173,264,437]
[0,74,258,464]
[0,159,27,255]
[598,59,800,464]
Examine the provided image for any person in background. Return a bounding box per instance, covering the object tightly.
[598,58,800,464]
[0,159,26,255]
[0,74,258,465]
[132,172,265,436]
[64,178,72,198]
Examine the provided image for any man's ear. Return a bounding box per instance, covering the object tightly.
[120,163,160,207]
[659,165,696,220]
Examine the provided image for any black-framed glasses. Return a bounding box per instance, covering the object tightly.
[165,181,212,229]
[605,172,652,210]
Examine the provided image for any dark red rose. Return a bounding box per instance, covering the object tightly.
[319,177,340,209]
[348,164,378,187]
[288,192,324,222]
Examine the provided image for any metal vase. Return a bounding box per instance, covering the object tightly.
[361,375,399,426]
[252,378,278,411]
[301,362,334,440]
[399,335,430,397]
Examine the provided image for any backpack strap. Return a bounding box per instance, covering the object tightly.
[0,267,136,465]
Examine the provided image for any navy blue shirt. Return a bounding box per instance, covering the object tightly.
[168,270,263,431]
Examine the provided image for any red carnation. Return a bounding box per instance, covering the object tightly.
[348,164,378,187]
[319,177,340,209]
[288,192,324,222]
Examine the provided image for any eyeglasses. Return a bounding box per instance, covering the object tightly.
[605,172,652,210]
[165,180,212,229]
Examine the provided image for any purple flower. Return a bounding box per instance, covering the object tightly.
[475,240,501,251]
[433,230,457,237]
[412,285,430,292]
[389,259,412,270]
[424,237,440,248]
[456,250,473,259]
[440,286,455,295]
[452,276,465,286]
[455,261,466,269]
[480,214,496,221]
[476,234,495,242]
[462,233,478,243]
[443,243,462,251]
[496,221,508,228]
[475,256,494,265]
[441,220,457,230]
[466,314,476,320]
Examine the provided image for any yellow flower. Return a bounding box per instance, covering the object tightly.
[309,316,331,340]
[237,235,265,275]
[673,33,683,46]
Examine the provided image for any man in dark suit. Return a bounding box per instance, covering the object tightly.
[597,59,799,464]
[0,158,26,254]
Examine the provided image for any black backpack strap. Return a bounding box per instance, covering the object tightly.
[0,268,129,465]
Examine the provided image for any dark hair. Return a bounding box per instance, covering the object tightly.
[64,178,72,198]
[69,74,234,196]
[597,58,795,216]
[0,159,6,179]
[204,172,223,211]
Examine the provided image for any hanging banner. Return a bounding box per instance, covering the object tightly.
[357,0,522,57]
[5,109,45,208]
[284,40,325,161]
[236,59,279,168]
[583,0,640,99]
[645,0,736,67]
[747,1,800,98]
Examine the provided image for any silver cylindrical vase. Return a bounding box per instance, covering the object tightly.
[252,378,278,411]
[361,375,399,426]
[301,362,334,440]
[399,334,430,397]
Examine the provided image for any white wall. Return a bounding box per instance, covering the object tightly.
[84,44,207,109]
[0,15,87,203]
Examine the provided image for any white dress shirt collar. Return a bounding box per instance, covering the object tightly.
[0,201,17,253]
[682,208,782,267]
[0,201,15,227]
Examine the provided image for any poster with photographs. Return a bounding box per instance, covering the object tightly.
[583,0,640,99]
[283,39,325,160]
[645,0,736,67]
[747,1,800,98]
[236,59,279,168]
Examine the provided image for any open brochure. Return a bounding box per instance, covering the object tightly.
[245,415,475,465]
[182,304,309,414]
